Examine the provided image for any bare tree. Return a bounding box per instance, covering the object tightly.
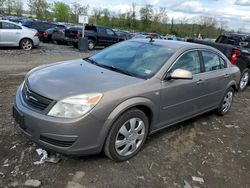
[13,0,23,16]
[92,7,102,24]
[0,0,6,14]
[27,0,48,19]
[71,2,89,23]
[5,0,13,15]
[140,4,153,31]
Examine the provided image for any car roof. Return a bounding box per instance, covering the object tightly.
[0,19,18,24]
[131,38,208,49]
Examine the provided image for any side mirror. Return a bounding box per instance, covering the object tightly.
[170,69,193,80]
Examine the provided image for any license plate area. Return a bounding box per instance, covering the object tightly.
[13,106,25,129]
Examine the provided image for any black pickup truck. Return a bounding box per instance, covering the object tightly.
[187,34,250,91]
[65,25,131,50]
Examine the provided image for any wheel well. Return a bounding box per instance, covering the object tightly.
[19,38,33,46]
[231,84,237,91]
[133,105,153,126]
[88,37,96,43]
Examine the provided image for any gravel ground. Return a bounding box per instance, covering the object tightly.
[0,43,249,188]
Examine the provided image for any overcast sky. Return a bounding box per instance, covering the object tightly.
[25,0,250,32]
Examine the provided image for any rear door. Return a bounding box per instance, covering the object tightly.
[198,50,230,110]
[0,22,22,46]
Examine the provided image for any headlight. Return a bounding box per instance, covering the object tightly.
[48,93,102,118]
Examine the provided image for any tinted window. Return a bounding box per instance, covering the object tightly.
[2,22,21,29]
[106,29,115,36]
[171,51,201,74]
[202,51,225,72]
[99,28,106,34]
[89,41,176,79]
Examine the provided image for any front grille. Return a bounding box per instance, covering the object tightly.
[40,135,75,147]
[22,83,53,111]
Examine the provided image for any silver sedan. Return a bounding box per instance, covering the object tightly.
[0,20,40,50]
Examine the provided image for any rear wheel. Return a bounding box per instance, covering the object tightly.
[20,39,33,51]
[217,87,234,115]
[239,68,249,91]
[88,39,95,50]
[104,108,149,161]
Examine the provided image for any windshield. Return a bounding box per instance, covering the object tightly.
[88,40,175,79]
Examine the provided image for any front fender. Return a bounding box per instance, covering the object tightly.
[97,97,159,149]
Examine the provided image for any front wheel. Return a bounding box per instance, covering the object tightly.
[104,108,149,161]
[216,87,234,116]
[239,68,249,91]
[20,39,33,51]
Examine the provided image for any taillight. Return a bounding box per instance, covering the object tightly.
[34,32,39,37]
[230,49,241,65]
[77,31,80,38]
[44,32,49,38]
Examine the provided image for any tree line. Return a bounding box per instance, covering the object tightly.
[0,0,231,38]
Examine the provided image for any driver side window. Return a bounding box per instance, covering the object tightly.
[171,51,201,74]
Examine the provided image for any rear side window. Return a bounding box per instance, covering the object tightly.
[106,29,115,36]
[171,51,201,74]
[202,51,226,72]
[2,22,21,29]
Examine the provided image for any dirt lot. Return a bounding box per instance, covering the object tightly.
[0,43,250,188]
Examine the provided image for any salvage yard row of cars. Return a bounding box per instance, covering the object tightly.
[0,17,249,161]
[1,19,249,90]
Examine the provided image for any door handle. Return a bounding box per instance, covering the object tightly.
[16,32,21,34]
[196,79,205,85]
[224,74,230,78]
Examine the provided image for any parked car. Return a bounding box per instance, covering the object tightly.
[40,25,68,43]
[13,39,240,161]
[65,24,129,50]
[133,34,161,39]
[187,33,250,91]
[21,19,57,40]
[0,20,40,50]
[51,25,74,45]
[113,29,132,40]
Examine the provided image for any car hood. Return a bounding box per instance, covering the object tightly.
[27,59,143,100]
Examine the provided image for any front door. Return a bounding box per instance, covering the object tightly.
[158,50,204,127]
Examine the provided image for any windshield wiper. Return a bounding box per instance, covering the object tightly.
[99,64,134,77]
[84,58,134,77]
[84,58,100,66]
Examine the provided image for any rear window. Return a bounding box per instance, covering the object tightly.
[1,22,21,29]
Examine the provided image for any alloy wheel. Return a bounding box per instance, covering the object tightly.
[115,118,145,156]
[222,90,233,113]
[240,72,249,90]
[22,40,32,50]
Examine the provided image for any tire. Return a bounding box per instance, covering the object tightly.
[239,68,249,91]
[88,39,95,50]
[20,39,33,51]
[104,108,149,162]
[73,42,78,49]
[216,87,234,116]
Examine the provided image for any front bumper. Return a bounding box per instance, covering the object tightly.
[13,86,106,156]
